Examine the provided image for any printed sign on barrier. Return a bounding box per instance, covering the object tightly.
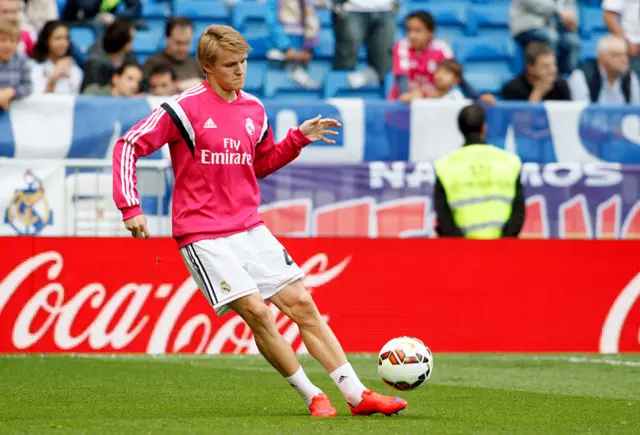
[0,237,638,354]
[0,162,65,236]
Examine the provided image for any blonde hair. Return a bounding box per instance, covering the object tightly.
[197,25,252,66]
[0,20,20,41]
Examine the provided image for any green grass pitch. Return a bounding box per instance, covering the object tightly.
[1,354,639,434]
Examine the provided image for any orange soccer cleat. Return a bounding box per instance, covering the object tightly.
[348,390,408,416]
[309,393,337,417]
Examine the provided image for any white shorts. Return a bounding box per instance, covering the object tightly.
[180,225,305,316]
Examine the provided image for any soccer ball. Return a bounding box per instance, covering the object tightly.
[377,336,433,391]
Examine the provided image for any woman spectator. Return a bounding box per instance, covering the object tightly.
[265,0,321,89]
[30,20,83,94]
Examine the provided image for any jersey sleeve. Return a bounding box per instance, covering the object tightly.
[434,39,454,60]
[253,110,311,179]
[112,106,180,220]
[392,39,411,76]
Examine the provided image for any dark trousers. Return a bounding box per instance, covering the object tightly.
[332,10,395,80]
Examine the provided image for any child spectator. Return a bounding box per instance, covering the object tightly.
[30,20,83,94]
[0,19,31,111]
[426,59,465,100]
[266,0,321,89]
[148,63,177,97]
[0,0,35,56]
[83,61,142,97]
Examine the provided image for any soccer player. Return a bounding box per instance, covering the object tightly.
[112,25,408,418]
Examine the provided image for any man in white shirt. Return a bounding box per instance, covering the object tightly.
[568,34,640,104]
[331,0,397,89]
[603,0,640,77]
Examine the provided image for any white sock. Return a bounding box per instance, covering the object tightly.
[284,365,323,406]
[329,363,367,407]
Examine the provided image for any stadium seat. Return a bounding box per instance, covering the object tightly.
[133,29,162,55]
[173,0,229,23]
[69,28,96,56]
[398,3,467,32]
[580,38,599,64]
[244,60,267,97]
[436,27,467,46]
[580,6,608,39]
[463,62,512,95]
[314,28,365,61]
[317,8,332,28]
[315,28,335,59]
[383,72,394,98]
[231,1,267,33]
[454,37,515,63]
[141,0,168,19]
[467,4,509,37]
[265,70,324,100]
[323,71,382,99]
[307,60,332,83]
[244,30,269,58]
[190,21,212,54]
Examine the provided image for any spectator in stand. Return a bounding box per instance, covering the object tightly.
[0,20,31,111]
[62,0,141,35]
[81,19,135,91]
[0,0,35,56]
[389,11,495,105]
[148,63,177,97]
[426,60,465,100]
[509,0,581,75]
[332,0,396,89]
[22,0,58,34]
[568,34,640,104]
[603,0,640,78]
[143,17,203,93]
[265,0,321,89]
[30,20,83,94]
[83,61,142,96]
[501,41,571,101]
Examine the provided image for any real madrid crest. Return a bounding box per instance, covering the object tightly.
[220,281,231,294]
[245,117,255,136]
[4,169,54,235]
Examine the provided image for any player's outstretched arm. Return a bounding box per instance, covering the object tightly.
[112,105,179,239]
[253,115,341,179]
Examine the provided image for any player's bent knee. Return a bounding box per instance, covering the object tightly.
[232,297,274,331]
[287,288,322,327]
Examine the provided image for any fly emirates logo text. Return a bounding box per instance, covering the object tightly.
[201,138,252,166]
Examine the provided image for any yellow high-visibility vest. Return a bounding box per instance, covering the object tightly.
[434,144,522,239]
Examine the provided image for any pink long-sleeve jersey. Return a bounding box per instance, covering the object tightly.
[112,81,312,247]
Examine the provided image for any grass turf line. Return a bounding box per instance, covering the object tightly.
[1,354,639,434]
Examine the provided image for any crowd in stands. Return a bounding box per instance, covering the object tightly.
[1,0,640,113]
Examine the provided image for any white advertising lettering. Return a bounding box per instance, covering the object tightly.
[369,162,623,189]
[0,251,351,354]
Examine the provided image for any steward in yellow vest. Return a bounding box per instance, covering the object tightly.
[434,104,526,238]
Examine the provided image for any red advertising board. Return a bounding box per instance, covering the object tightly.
[0,237,639,354]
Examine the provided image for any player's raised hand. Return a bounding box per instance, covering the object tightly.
[299,115,342,144]
[124,214,150,239]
